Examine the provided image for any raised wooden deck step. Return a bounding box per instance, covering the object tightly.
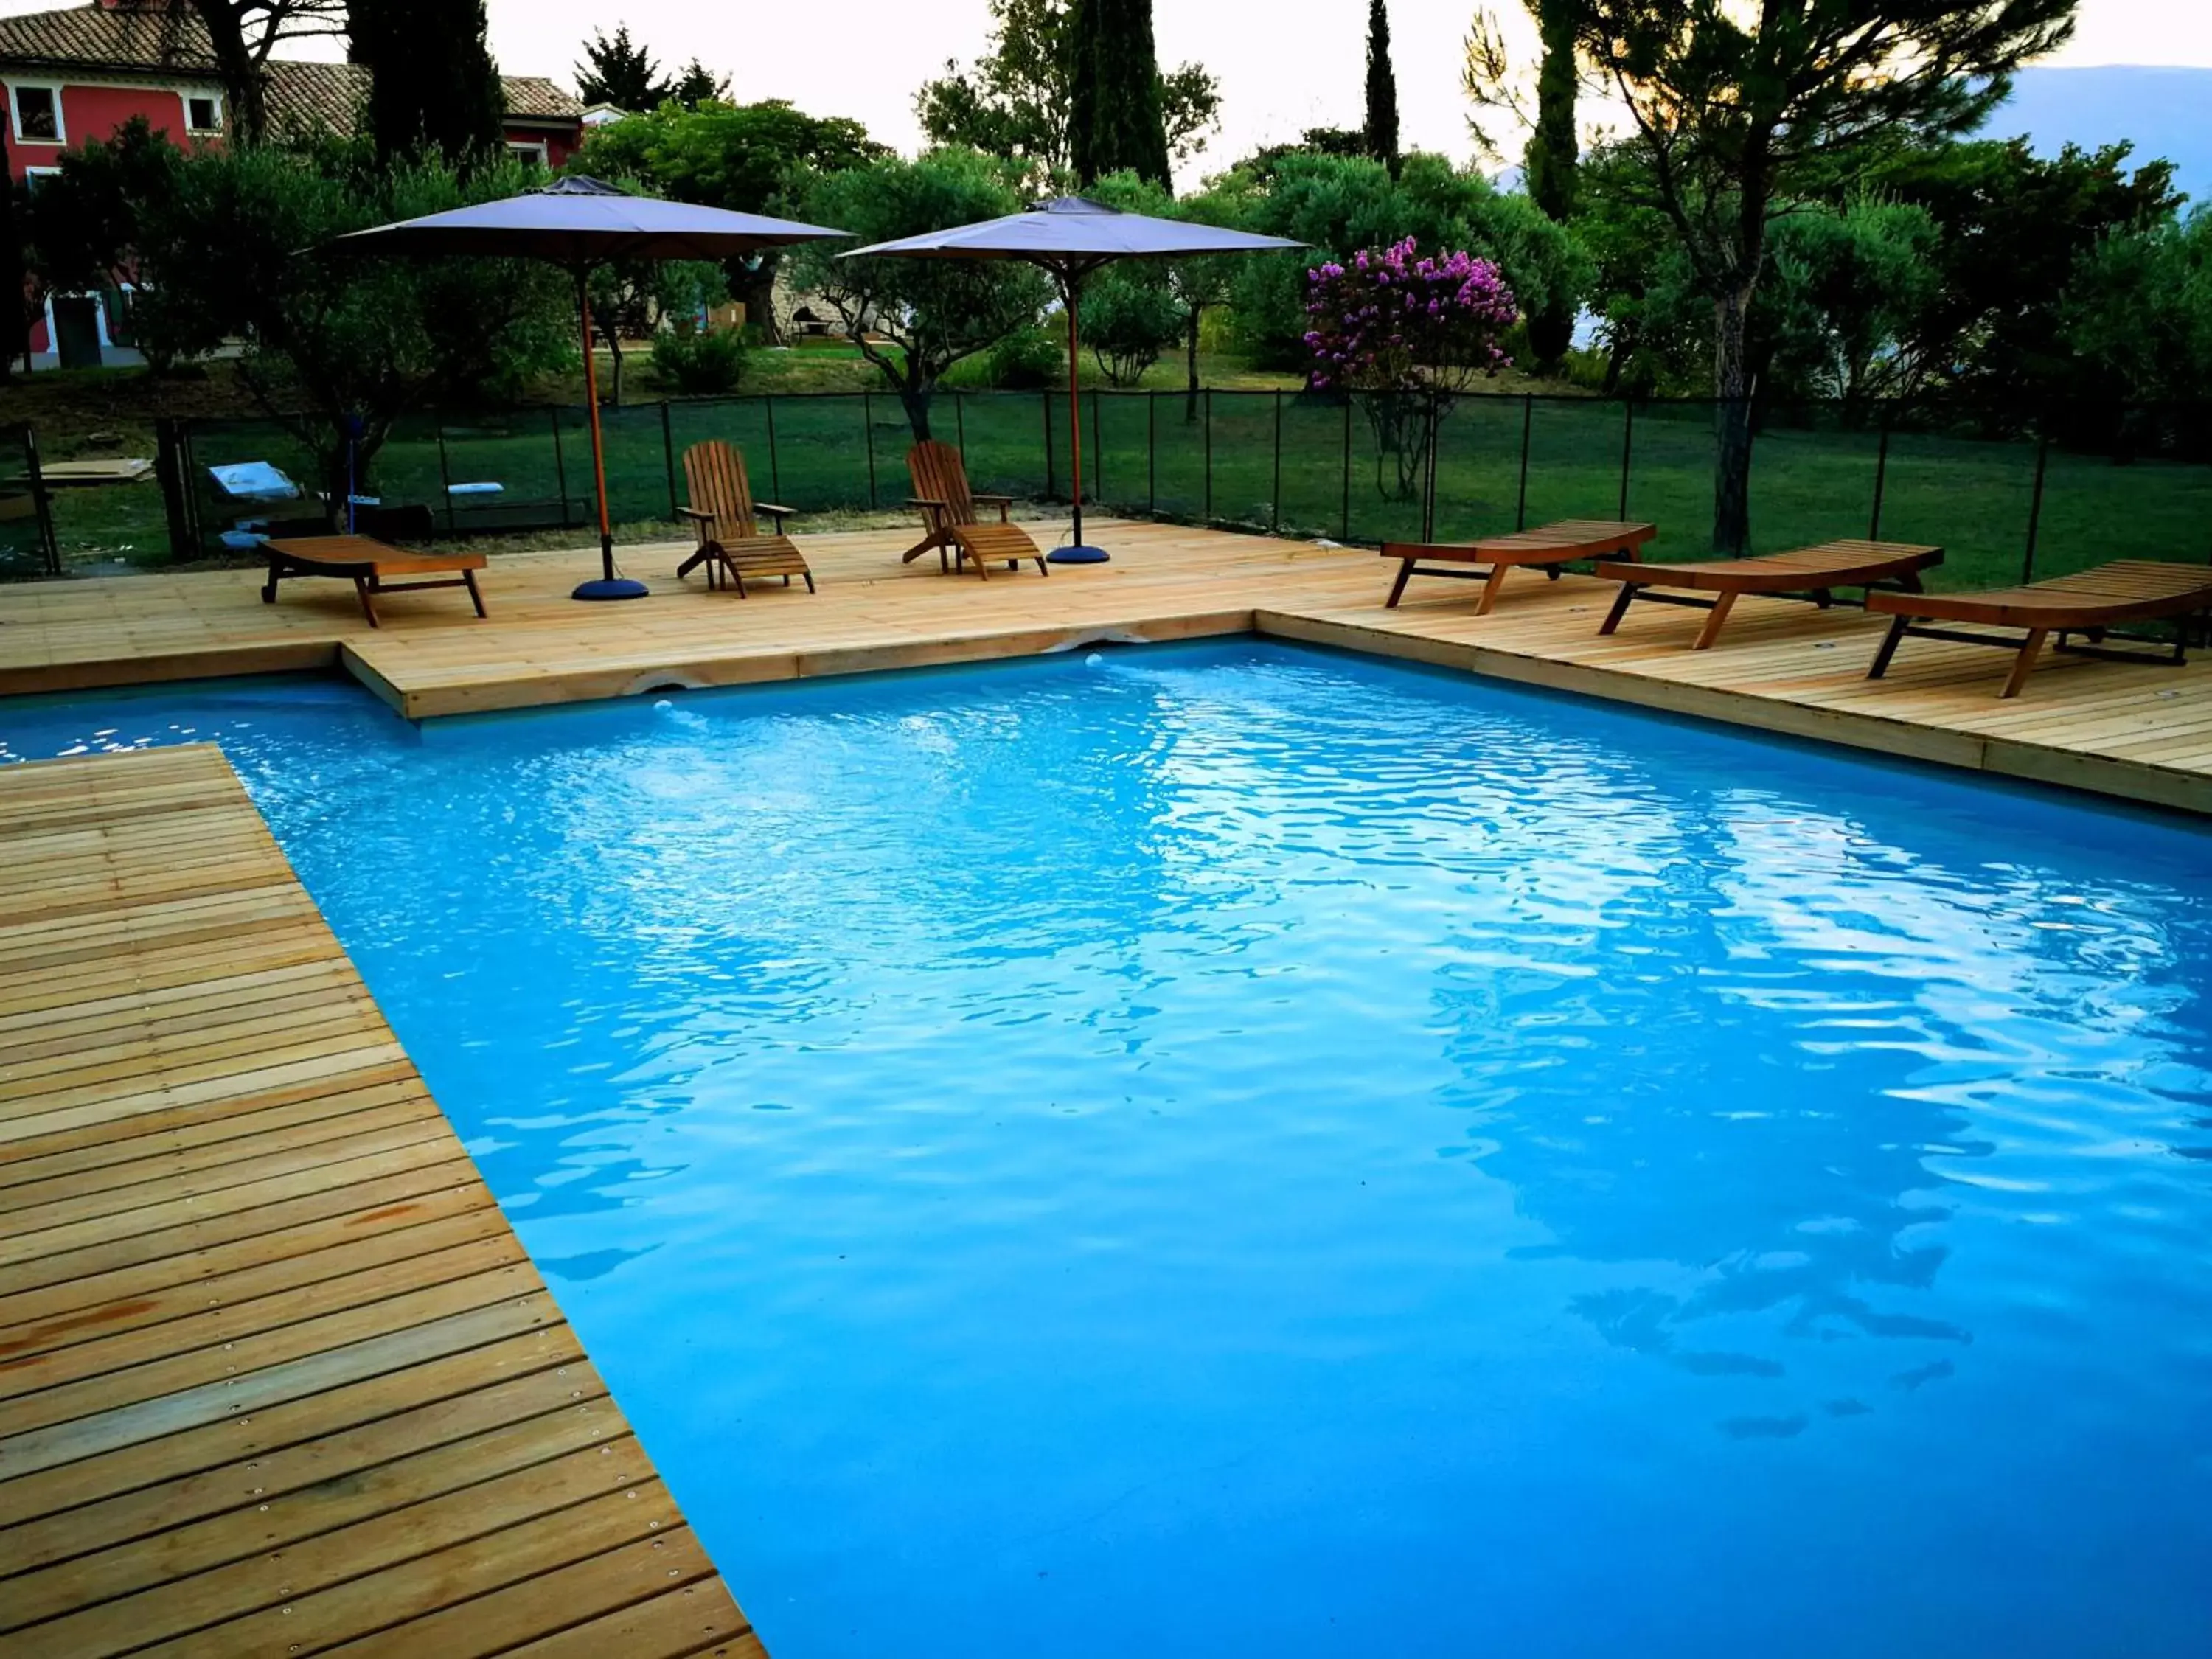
[0,744,757,1659]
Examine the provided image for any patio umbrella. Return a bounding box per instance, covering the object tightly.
[844,197,1302,563]
[329,176,848,600]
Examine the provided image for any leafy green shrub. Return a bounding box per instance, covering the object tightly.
[1079,271,1183,386]
[980,324,1062,389]
[651,327,751,395]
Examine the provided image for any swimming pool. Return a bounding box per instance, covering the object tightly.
[7,642,2209,1658]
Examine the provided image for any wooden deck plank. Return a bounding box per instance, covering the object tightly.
[0,750,753,1656]
[2,518,2199,815]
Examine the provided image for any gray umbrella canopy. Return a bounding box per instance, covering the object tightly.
[329,176,848,599]
[330,174,847,266]
[843,193,1301,274]
[845,197,1304,560]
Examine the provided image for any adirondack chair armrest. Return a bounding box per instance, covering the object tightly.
[676,506,715,522]
[971,493,1014,521]
[755,503,795,532]
[908,495,950,524]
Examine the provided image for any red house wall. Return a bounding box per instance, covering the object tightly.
[7,81,197,183]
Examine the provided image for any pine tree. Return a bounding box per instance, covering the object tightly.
[671,59,732,110]
[1067,0,1172,188]
[349,0,504,170]
[1363,0,1399,178]
[1520,0,1579,369]
[574,26,672,112]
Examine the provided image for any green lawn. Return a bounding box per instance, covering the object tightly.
[25,389,2212,593]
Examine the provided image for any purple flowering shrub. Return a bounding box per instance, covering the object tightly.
[1304,238,1520,498]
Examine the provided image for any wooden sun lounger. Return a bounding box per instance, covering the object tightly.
[1595,538,1944,651]
[904,440,1049,579]
[1381,518,1655,613]
[673,439,814,597]
[260,534,486,628]
[1865,559,2212,698]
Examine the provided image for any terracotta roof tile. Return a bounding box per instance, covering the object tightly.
[0,4,582,133]
[0,3,220,76]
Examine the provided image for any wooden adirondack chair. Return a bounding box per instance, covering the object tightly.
[903,441,1048,580]
[675,440,815,597]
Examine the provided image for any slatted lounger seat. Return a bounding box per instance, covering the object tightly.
[673,439,815,597]
[1594,538,1944,651]
[260,535,487,627]
[1380,518,1655,613]
[1865,559,2212,698]
[904,440,1050,580]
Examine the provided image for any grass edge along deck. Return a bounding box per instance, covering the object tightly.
[0,743,760,1659]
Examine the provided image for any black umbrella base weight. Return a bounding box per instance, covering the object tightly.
[1050,545,1110,565]
[573,577,650,600]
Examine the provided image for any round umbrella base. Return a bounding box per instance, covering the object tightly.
[572,577,650,601]
[1049,545,1110,565]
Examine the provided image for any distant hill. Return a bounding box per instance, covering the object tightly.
[1994,66,2212,207]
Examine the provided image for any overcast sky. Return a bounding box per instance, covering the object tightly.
[9,0,2209,181]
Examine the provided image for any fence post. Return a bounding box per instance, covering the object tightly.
[2022,429,2050,583]
[434,420,457,535]
[1147,391,1157,517]
[1340,396,1352,541]
[660,403,678,518]
[155,416,196,563]
[1270,389,1284,533]
[1421,392,1440,543]
[20,424,57,574]
[1043,388,1056,500]
[1868,409,1891,540]
[1514,393,1534,531]
[1203,389,1213,522]
[764,395,782,504]
[1617,399,1635,521]
[550,408,571,529]
[862,391,878,510]
[955,391,967,457]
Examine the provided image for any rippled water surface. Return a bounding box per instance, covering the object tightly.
[9,642,2212,1658]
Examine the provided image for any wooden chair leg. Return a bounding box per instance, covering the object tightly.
[261,563,281,605]
[1385,560,1414,608]
[803,572,816,593]
[1598,582,1637,636]
[353,576,379,628]
[1473,563,1511,616]
[1691,590,1738,650]
[2000,628,2047,698]
[462,568,486,618]
[1867,615,1910,680]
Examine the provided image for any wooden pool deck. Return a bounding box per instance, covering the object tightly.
[0,518,2206,1652]
[0,518,2206,813]
[0,745,757,1658]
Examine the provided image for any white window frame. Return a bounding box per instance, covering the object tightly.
[181,88,223,136]
[7,80,66,147]
[506,139,549,167]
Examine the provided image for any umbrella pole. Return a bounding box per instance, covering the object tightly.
[571,266,649,601]
[1050,268,1108,564]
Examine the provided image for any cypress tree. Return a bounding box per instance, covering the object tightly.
[351,0,506,169]
[1068,0,1172,188]
[1363,0,1399,178]
[1521,0,1579,369]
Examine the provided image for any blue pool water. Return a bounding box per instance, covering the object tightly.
[7,643,2211,1658]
